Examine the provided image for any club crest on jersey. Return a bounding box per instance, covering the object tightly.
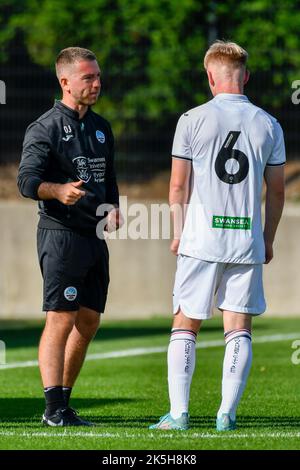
[64,286,77,301]
[72,156,91,183]
[96,130,105,143]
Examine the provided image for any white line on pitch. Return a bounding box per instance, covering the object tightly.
[0,430,300,439]
[0,332,299,371]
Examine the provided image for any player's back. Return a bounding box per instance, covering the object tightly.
[172,93,285,264]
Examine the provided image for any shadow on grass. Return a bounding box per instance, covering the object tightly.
[0,321,225,350]
[189,415,300,429]
[1,402,299,430]
[0,397,136,423]
[0,314,273,352]
[236,415,300,429]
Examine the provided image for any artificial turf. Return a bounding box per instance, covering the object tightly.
[0,316,299,450]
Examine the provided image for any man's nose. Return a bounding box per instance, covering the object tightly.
[93,78,101,89]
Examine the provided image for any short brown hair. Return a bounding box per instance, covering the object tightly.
[204,40,248,70]
[55,47,97,78]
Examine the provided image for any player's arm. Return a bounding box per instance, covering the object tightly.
[263,165,285,264]
[18,122,85,205]
[169,158,192,255]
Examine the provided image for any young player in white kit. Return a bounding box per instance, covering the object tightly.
[150,41,285,431]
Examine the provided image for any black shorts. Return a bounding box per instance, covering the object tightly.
[37,228,109,313]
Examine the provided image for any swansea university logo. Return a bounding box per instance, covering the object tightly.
[72,156,91,183]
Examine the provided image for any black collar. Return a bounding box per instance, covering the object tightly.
[54,100,91,120]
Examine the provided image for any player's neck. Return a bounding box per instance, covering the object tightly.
[214,86,244,96]
[60,97,88,119]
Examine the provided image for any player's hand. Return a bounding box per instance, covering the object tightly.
[105,208,124,232]
[56,180,86,205]
[170,239,180,255]
[264,242,273,264]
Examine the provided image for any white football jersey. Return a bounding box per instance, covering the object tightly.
[172,93,286,264]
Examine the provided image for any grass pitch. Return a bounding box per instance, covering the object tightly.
[0,316,300,450]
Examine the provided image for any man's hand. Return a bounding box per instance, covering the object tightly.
[264,241,273,264]
[170,239,180,256]
[105,208,124,233]
[56,180,86,205]
[37,180,86,204]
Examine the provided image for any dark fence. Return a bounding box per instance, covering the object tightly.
[1,40,299,182]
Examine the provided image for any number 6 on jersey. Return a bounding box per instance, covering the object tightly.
[215,131,249,184]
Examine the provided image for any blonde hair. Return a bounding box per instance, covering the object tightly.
[204,40,248,70]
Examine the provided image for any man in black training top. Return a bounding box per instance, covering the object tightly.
[18,47,121,426]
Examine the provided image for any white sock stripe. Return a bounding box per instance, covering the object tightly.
[171,329,197,337]
[170,331,197,344]
[44,386,62,392]
[225,329,251,344]
[226,334,252,346]
[225,328,251,338]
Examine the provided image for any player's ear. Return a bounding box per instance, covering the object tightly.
[244,69,250,85]
[207,70,215,88]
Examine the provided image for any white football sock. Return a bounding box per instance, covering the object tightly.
[217,329,252,421]
[167,329,197,419]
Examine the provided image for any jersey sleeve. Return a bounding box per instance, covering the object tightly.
[266,121,286,167]
[17,121,52,200]
[171,113,192,161]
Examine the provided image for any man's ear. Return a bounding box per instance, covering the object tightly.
[60,77,70,93]
[207,69,215,88]
[244,69,250,85]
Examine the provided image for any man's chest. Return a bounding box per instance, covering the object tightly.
[50,119,110,184]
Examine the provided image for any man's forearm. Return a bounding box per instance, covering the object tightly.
[169,185,189,239]
[264,190,285,244]
[37,182,61,201]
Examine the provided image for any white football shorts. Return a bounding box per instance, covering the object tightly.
[173,255,266,320]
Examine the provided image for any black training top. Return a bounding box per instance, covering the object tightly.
[18,100,119,236]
